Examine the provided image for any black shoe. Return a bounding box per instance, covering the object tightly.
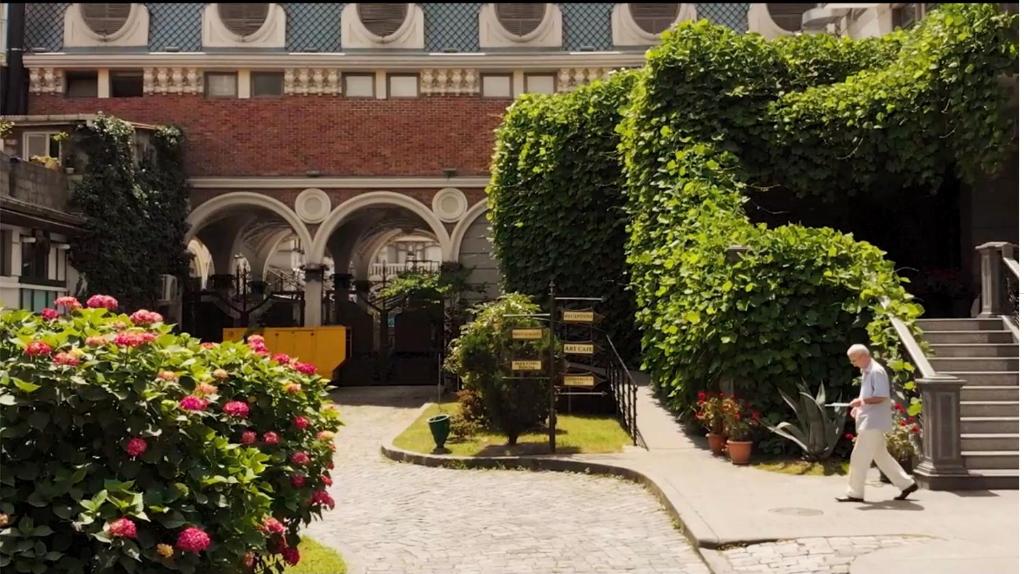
[894,483,919,501]
[834,496,864,503]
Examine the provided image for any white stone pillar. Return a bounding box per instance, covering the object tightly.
[303,265,325,327]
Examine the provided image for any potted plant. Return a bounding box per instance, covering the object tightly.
[722,395,759,465]
[881,404,919,482]
[695,391,727,456]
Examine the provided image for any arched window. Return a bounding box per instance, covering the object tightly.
[80,3,131,36]
[217,3,270,37]
[357,4,409,38]
[495,3,546,37]
[628,4,680,35]
[765,3,815,32]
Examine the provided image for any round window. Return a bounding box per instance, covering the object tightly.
[217,3,270,38]
[628,4,680,35]
[80,3,132,37]
[495,3,547,37]
[766,3,816,32]
[357,3,409,38]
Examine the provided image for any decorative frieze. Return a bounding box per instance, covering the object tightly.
[28,68,65,94]
[556,67,610,92]
[143,67,202,95]
[284,68,342,96]
[419,69,479,95]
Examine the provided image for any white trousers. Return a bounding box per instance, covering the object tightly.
[846,429,914,498]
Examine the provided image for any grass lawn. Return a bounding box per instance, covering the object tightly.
[286,537,346,574]
[393,401,632,456]
[752,458,849,476]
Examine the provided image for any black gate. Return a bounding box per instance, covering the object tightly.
[181,266,304,341]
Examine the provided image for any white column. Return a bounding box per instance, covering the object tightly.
[238,70,251,99]
[303,266,324,327]
[512,70,525,97]
[375,70,387,100]
[97,69,110,98]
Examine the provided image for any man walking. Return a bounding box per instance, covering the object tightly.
[836,344,919,503]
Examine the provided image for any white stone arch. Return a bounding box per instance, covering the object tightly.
[449,199,488,260]
[185,192,314,265]
[310,191,452,265]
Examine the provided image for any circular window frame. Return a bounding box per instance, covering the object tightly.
[216,3,275,43]
[77,3,139,42]
[490,3,553,43]
[353,3,416,44]
[622,3,692,41]
[432,188,468,224]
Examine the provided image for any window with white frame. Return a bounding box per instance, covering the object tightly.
[23,132,62,160]
[205,72,238,98]
[629,4,680,34]
[359,4,409,37]
[203,3,285,48]
[65,3,149,48]
[341,3,423,49]
[480,3,562,48]
[252,71,284,97]
[495,3,546,36]
[525,73,555,94]
[65,70,98,97]
[80,3,132,36]
[481,74,512,98]
[388,74,418,98]
[344,73,375,98]
[218,3,270,37]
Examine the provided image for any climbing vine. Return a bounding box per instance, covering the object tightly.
[69,115,190,311]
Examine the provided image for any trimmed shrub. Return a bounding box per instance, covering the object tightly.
[487,71,640,361]
[0,297,341,573]
[444,295,556,445]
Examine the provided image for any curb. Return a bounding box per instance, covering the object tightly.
[379,403,732,572]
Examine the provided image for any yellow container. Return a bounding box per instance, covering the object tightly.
[221,326,347,379]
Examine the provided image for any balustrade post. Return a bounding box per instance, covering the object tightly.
[914,376,970,490]
[976,241,1012,317]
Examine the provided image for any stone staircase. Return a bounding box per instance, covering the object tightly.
[919,317,1019,489]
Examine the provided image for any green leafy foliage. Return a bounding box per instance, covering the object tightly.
[487,71,640,361]
[444,295,555,445]
[0,299,342,573]
[69,116,190,312]
[766,382,846,461]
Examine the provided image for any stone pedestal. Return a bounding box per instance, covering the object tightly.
[914,376,971,490]
[976,241,1014,317]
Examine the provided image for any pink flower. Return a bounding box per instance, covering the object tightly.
[281,546,300,566]
[40,308,59,321]
[290,451,310,466]
[293,416,310,430]
[247,335,265,346]
[243,551,256,568]
[175,527,211,554]
[85,335,107,347]
[55,296,81,311]
[273,353,292,365]
[327,461,334,470]
[262,432,280,445]
[157,371,178,382]
[317,431,335,441]
[200,342,217,350]
[24,341,52,357]
[240,431,257,445]
[130,309,163,327]
[114,331,148,348]
[284,383,302,394]
[213,368,229,380]
[107,517,137,539]
[86,294,118,310]
[124,437,148,458]
[309,489,335,509]
[223,401,250,419]
[195,382,218,396]
[321,474,333,487]
[179,396,208,412]
[260,517,285,536]
[52,352,80,367]
[291,474,306,488]
[293,362,317,376]
[140,332,156,344]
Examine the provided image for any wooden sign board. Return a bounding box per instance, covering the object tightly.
[511,360,543,372]
[562,374,595,387]
[511,328,544,340]
[563,342,594,355]
[562,310,595,323]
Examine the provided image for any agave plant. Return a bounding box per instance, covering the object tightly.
[767,382,846,461]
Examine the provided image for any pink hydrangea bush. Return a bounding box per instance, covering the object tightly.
[0,296,342,572]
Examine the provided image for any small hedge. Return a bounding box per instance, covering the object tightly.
[0,297,341,573]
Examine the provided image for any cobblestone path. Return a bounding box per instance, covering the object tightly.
[304,386,709,574]
[717,536,926,573]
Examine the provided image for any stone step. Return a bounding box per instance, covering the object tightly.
[961,416,1019,434]
[945,372,1020,386]
[962,451,1019,470]
[961,433,1019,451]
[931,356,1018,372]
[961,401,1019,417]
[961,385,1020,401]
[918,318,1007,332]
[929,343,1019,358]
[923,330,1017,345]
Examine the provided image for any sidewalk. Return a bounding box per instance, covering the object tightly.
[577,380,1019,573]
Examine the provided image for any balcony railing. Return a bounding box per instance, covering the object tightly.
[369,260,441,281]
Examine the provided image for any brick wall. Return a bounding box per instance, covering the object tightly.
[0,153,72,211]
[29,95,512,177]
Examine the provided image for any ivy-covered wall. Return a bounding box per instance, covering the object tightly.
[487,3,1018,426]
[69,116,190,311]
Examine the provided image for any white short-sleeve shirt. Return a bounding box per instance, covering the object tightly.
[857,359,893,432]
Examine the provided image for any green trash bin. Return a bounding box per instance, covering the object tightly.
[427,414,451,452]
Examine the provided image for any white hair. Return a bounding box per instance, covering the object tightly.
[847,344,871,358]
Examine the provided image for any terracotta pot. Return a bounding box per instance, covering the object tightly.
[706,432,726,456]
[726,440,753,465]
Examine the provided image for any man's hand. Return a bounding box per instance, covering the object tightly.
[850,407,861,420]
[850,398,863,408]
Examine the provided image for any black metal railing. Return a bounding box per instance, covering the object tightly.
[605,334,644,448]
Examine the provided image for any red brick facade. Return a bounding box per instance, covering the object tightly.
[29,95,511,177]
